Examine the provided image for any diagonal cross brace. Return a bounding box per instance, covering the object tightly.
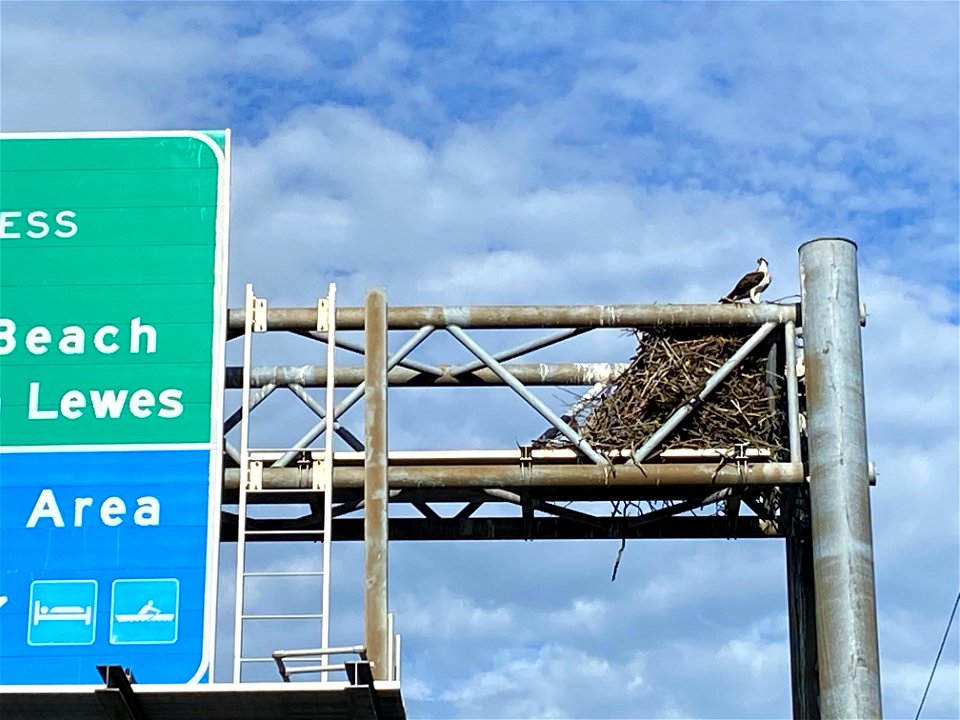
[297,329,444,377]
[631,321,779,464]
[446,325,607,465]
[273,325,435,467]
[224,383,278,463]
[287,383,364,451]
[449,327,589,376]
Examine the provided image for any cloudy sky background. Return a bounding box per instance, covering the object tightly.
[2,2,958,718]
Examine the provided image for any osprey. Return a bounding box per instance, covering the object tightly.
[720,257,771,304]
[531,382,606,447]
[533,413,578,446]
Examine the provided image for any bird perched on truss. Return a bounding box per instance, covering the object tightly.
[719,257,772,304]
[531,382,606,448]
[533,413,579,447]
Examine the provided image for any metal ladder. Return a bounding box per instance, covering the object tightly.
[232,283,337,683]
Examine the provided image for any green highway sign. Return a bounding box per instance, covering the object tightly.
[0,132,229,448]
[0,131,230,685]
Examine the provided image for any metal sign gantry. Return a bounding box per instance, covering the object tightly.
[219,238,883,720]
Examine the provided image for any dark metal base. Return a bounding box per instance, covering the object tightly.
[0,682,405,720]
[222,513,787,541]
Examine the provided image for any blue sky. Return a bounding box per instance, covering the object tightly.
[2,2,958,718]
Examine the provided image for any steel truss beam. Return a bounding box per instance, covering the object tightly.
[225,362,631,388]
[219,515,785,542]
[221,295,819,715]
[223,461,803,491]
[227,302,796,335]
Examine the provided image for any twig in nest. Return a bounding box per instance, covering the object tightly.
[571,329,785,457]
[611,537,626,582]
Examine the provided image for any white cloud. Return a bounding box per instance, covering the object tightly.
[884,659,960,720]
[439,644,647,719]
[547,597,608,633]
[395,588,518,640]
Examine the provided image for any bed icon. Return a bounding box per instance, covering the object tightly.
[33,600,94,626]
[27,580,98,646]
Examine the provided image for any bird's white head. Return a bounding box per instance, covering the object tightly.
[756,257,768,270]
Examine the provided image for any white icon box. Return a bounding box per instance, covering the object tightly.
[110,578,179,645]
[27,580,98,646]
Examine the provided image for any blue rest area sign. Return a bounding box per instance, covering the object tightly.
[0,131,230,685]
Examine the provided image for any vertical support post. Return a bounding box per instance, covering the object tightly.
[784,317,821,719]
[784,320,802,460]
[364,288,390,681]
[799,238,882,719]
[787,532,820,719]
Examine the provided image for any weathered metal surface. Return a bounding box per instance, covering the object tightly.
[784,321,802,461]
[227,303,796,334]
[223,461,804,490]
[219,515,785,542]
[3,683,406,720]
[800,237,882,719]
[224,362,631,388]
[364,288,390,682]
[784,318,819,719]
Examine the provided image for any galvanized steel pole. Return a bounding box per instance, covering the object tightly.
[799,238,881,719]
[364,288,390,681]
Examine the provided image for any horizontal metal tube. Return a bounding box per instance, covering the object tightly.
[282,664,347,675]
[273,646,366,659]
[228,303,796,333]
[224,462,803,490]
[225,362,630,388]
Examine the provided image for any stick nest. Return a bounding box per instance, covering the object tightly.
[574,329,785,459]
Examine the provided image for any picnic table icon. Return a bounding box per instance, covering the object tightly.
[115,599,175,623]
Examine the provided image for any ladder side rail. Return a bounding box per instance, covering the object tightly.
[321,283,337,680]
[232,284,258,683]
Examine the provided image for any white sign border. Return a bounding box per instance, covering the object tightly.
[0,129,231,687]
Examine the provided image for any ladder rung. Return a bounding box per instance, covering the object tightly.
[283,663,346,675]
[245,487,328,493]
[243,571,324,578]
[241,613,324,621]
